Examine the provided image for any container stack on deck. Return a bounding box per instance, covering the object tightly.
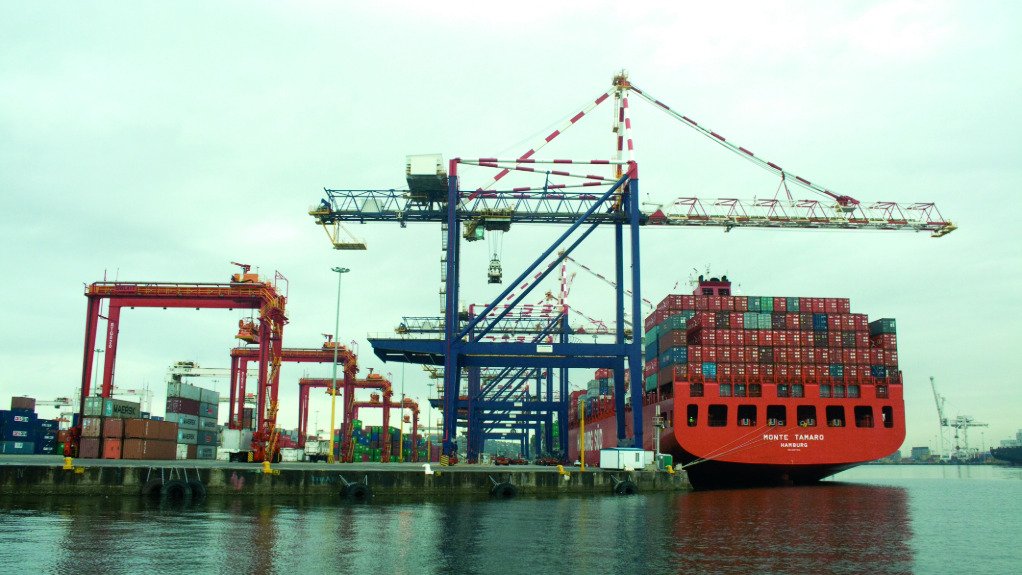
[165,382,220,460]
[643,294,901,402]
[0,397,60,455]
[80,397,178,459]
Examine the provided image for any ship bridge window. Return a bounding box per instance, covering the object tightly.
[734,384,747,397]
[749,384,762,398]
[826,406,846,427]
[881,406,894,428]
[777,385,790,398]
[690,383,704,398]
[719,384,732,397]
[797,405,817,427]
[791,384,805,398]
[708,405,728,427]
[737,405,757,426]
[876,385,889,399]
[820,384,832,398]
[848,385,860,398]
[854,406,874,427]
[766,405,786,426]
[687,404,698,427]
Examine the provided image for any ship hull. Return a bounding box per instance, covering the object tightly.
[568,382,904,490]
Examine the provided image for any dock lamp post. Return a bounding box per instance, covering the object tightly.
[327,266,350,464]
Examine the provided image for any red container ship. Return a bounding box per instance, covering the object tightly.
[567,276,904,489]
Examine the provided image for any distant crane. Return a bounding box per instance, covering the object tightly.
[35,397,75,429]
[930,376,988,461]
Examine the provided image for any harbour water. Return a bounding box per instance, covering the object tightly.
[1,465,1019,574]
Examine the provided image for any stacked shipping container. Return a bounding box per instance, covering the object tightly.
[78,397,179,460]
[166,382,220,460]
[643,294,901,393]
[1,397,59,455]
[332,420,428,462]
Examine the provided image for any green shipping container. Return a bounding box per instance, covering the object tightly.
[643,325,660,346]
[760,296,773,312]
[748,297,761,312]
[786,297,800,312]
[645,374,658,392]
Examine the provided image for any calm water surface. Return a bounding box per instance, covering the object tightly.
[1,465,1019,574]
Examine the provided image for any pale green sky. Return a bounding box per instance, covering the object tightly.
[2,1,1019,453]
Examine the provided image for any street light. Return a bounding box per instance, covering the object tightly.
[327,266,350,464]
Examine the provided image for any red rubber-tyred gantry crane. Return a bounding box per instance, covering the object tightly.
[310,71,957,459]
[228,339,358,451]
[77,265,287,461]
[297,372,418,462]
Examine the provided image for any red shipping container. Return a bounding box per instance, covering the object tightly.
[812,298,825,312]
[102,438,122,459]
[79,438,101,459]
[708,296,722,310]
[695,297,708,311]
[748,364,761,376]
[776,348,789,364]
[828,332,842,348]
[11,396,36,411]
[853,314,868,331]
[166,397,200,416]
[102,418,124,439]
[595,368,612,380]
[791,348,804,364]
[689,347,703,363]
[760,331,774,347]
[720,330,734,345]
[644,358,659,377]
[884,351,899,366]
[776,332,789,347]
[827,314,841,331]
[735,297,749,312]
[819,349,831,363]
[734,347,747,362]
[719,364,733,377]
[733,331,746,346]
[733,364,747,376]
[838,299,851,313]
[722,296,735,311]
[747,332,760,346]
[719,347,734,362]
[857,333,870,348]
[704,347,719,362]
[798,297,811,313]
[773,297,787,312]
[869,349,884,363]
[729,313,744,329]
[824,299,839,313]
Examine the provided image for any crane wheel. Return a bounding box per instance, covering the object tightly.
[614,480,638,496]
[141,478,164,499]
[188,480,207,501]
[161,479,193,503]
[490,482,517,499]
[344,483,372,502]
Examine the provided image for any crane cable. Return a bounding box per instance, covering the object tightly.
[629,83,861,207]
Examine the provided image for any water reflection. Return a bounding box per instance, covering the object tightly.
[671,484,913,575]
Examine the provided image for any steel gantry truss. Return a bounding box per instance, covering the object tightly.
[310,72,955,462]
[77,273,287,461]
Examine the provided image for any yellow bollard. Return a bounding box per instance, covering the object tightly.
[262,460,272,474]
[666,464,675,475]
[63,457,74,470]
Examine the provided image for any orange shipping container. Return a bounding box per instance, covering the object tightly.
[102,438,122,459]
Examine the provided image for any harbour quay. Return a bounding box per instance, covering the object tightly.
[0,456,689,500]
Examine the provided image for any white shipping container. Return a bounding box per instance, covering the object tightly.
[280,448,303,462]
[167,382,202,402]
[599,448,653,470]
[220,429,253,452]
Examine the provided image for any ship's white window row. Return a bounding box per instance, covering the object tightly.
[686,404,895,428]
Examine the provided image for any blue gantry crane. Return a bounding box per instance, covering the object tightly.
[310,72,954,462]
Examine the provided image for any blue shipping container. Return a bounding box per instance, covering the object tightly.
[0,441,35,454]
[702,362,718,378]
[870,365,887,378]
[829,364,845,378]
[813,313,829,331]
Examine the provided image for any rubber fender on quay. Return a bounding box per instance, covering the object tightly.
[161,479,193,502]
[344,482,372,502]
[614,480,638,496]
[188,480,207,501]
[490,482,518,499]
[140,478,164,499]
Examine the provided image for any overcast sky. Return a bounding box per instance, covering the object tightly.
[2,1,1019,454]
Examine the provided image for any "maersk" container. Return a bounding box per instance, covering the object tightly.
[177,429,198,444]
[167,382,202,402]
[165,412,199,430]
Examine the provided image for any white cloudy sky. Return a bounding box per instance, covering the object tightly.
[2,1,1019,453]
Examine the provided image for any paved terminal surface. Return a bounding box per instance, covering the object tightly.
[0,454,689,499]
